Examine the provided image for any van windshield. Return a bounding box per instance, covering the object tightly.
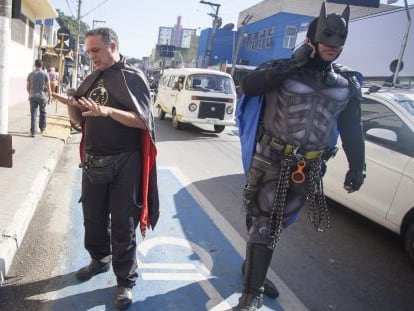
[185,74,235,94]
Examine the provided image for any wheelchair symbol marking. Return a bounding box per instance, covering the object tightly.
[137,236,232,310]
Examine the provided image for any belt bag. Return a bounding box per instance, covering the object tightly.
[83,152,130,184]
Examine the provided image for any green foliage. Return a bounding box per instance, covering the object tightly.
[55,9,90,49]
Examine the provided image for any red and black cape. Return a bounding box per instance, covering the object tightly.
[74,58,159,237]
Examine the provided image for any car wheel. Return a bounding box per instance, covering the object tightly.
[214,125,225,133]
[158,106,166,120]
[172,109,182,130]
[404,221,414,265]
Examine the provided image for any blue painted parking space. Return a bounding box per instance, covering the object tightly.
[49,168,283,310]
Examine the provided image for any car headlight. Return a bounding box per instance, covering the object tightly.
[226,106,234,114]
[188,103,197,112]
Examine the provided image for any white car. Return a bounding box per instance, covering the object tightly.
[323,85,414,265]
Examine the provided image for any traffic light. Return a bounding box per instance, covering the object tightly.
[159,45,175,58]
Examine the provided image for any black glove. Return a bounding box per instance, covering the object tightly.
[344,166,366,193]
[291,42,315,68]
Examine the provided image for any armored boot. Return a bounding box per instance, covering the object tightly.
[235,243,274,311]
[242,260,279,299]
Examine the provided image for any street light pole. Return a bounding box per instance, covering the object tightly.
[392,0,411,86]
[92,19,105,29]
[71,0,82,89]
[200,0,221,68]
[0,0,11,135]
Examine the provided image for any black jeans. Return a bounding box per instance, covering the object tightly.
[80,151,142,287]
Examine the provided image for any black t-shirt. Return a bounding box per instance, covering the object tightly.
[85,70,141,155]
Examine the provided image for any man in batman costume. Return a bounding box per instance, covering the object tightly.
[234,3,365,310]
[53,27,158,310]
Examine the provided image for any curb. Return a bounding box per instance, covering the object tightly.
[0,138,66,285]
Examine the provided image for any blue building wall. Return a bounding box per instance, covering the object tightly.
[239,12,314,66]
[197,12,314,68]
[197,28,235,68]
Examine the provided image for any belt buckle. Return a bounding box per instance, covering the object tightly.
[304,150,324,160]
[270,137,285,151]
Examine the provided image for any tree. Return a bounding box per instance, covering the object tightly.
[55,9,90,64]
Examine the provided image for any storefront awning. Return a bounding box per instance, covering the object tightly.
[25,0,58,19]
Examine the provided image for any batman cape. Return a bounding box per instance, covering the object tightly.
[73,57,159,238]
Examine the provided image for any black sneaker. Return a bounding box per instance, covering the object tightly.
[114,286,132,310]
[75,259,110,281]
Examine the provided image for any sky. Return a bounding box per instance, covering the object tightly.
[50,0,413,59]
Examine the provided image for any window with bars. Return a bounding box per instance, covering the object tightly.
[259,30,266,49]
[283,26,297,49]
[265,27,274,48]
[252,32,259,49]
[11,14,27,46]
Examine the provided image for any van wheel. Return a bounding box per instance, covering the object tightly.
[214,125,225,133]
[172,110,182,130]
[158,106,166,120]
[404,222,414,265]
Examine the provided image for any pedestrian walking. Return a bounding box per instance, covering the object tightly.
[235,3,366,310]
[48,67,60,93]
[52,27,159,310]
[26,59,51,137]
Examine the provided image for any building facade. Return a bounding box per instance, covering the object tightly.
[8,0,57,106]
[197,0,397,69]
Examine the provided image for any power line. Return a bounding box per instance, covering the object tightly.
[64,0,75,16]
[82,0,111,18]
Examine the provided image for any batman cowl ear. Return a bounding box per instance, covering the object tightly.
[342,5,350,24]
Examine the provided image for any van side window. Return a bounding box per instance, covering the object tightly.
[168,76,178,88]
[159,75,169,86]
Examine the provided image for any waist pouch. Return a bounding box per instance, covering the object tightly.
[83,152,130,184]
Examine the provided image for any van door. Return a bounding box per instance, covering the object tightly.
[169,75,186,114]
[156,74,172,114]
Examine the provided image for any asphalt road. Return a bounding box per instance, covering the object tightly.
[155,116,414,311]
[1,114,413,311]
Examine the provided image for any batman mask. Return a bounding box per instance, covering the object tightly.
[312,3,350,48]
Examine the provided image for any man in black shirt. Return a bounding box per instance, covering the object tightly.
[53,27,159,310]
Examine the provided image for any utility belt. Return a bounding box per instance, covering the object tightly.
[259,131,338,161]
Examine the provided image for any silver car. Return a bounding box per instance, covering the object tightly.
[323,85,414,265]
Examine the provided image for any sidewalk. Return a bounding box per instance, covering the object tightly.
[0,100,72,283]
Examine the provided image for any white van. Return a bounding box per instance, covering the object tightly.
[155,68,237,133]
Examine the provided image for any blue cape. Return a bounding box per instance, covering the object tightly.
[236,94,264,176]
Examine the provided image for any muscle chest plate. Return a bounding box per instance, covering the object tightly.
[263,69,353,150]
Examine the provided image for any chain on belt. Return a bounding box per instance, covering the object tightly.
[267,155,330,249]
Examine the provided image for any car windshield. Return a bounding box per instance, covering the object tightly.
[185,74,234,94]
[391,93,414,117]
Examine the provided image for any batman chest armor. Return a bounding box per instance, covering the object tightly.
[262,69,354,151]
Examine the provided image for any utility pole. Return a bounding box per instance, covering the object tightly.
[0,0,11,135]
[0,0,13,168]
[231,14,252,77]
[200,0,221,68]
[72,0,82,89]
